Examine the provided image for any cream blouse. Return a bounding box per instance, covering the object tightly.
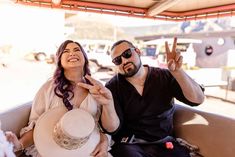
[20,79,108,157]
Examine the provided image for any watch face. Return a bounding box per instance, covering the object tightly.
[205,45,213,56]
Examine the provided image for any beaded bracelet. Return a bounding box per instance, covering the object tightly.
[13,142,24,152]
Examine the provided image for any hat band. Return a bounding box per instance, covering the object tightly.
[53,122,89,150]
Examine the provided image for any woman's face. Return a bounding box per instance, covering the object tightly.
[60,42,85,70]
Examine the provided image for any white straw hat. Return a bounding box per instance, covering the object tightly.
[34,107,100,157]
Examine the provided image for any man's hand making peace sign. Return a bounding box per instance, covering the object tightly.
[165,37,183,71]
[78,75,113,106]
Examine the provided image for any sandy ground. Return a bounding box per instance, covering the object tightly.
[0,60,54,111]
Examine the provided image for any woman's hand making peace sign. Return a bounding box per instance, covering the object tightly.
[165,37,183,71]
[78,75,113,106]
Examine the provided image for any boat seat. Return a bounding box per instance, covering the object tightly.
[0,102,235,157]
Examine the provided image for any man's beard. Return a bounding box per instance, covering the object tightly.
[122,60,141,77]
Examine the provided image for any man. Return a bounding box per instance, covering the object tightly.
[104,38,205,157]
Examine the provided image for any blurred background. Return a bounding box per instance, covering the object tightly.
[1,0,235,118]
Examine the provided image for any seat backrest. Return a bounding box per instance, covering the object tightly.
[174,104,235,157]
[0,102,32,137]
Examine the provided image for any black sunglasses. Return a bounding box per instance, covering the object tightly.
[112,48,134,65]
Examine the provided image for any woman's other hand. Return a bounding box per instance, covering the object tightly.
[79,75,120,133]
[78,75,113,106]
[5,131,23,152]
[90,133,109,157]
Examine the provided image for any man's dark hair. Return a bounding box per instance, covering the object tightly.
[111,40,135,51]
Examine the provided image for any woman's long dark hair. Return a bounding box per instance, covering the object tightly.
[53,40,91,110]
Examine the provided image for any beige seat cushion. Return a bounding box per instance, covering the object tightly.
[174,104,235,157]
[1,102,235,157]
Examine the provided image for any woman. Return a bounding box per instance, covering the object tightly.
[6,40,119,157]
[0,121,15,157]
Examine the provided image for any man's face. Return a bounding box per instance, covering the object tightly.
[111,42,141,77]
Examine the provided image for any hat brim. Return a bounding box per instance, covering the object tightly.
[34,106,100,157]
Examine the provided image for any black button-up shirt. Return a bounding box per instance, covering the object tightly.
[105,66,200,142]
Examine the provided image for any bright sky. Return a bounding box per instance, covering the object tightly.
[1,0,234,53]
[0,2,65,55]
[0,0,174,56]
